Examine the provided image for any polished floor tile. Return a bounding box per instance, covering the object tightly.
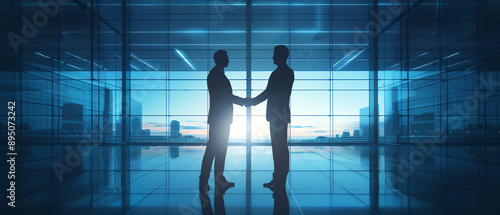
[3,145,500,214]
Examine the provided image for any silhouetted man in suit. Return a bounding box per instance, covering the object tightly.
[249,45,294,189]
[200,50,246,192]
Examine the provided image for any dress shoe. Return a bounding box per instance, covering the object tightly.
[264,178,286,190]
[214,183,231,197]
[270,182,286,192]
[263,179,276,188]
[199,182,211,192]
[215,175,235,189]
[199,175,211,192]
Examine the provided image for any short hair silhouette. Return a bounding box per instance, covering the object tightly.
[274,45,289,60]
[214,50,228,65]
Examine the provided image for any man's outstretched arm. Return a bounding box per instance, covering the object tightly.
[232,95,248,106]
[250,89,269,106]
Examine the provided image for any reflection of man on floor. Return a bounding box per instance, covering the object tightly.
[199,50,246,192]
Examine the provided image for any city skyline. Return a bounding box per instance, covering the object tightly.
[134,64,371,141]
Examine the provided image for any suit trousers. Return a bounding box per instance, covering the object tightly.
[270,120,289,183]
[200,122,231,183]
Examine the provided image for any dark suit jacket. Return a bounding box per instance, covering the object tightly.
[207,67,245,125]
[253,65,295,123]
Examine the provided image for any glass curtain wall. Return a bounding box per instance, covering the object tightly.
[251,0,372,144]
[0,0,124,198]
[129,0,247,143]
[378,0,500,144]
[1,0,499,146]
[0,0,123,145]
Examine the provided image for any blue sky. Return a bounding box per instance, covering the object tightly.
[131,69,369,141]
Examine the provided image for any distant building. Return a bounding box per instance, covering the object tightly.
[384,87,400,137]
[342,131,350,138]
[353,130,360,137]
[182,135,196,142]
[131,99,142,136]
[142,129,151,136]
[103,88,113,135]
[61,102,84,133]
[359,105,379,137]
[115,98,142,138]
[360,106,369,137]
[170,120,181,138]
[132,118,141,136]
[334,134,342,143]
[315,136,328,143]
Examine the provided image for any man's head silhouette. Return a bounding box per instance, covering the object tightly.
[273,45,289,65]
[214,50,229,68]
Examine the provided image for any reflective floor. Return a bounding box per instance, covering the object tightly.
[3,145,500,214]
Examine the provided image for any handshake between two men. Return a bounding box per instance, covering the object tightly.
[200,45,294,194]
[235,97,260,107]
